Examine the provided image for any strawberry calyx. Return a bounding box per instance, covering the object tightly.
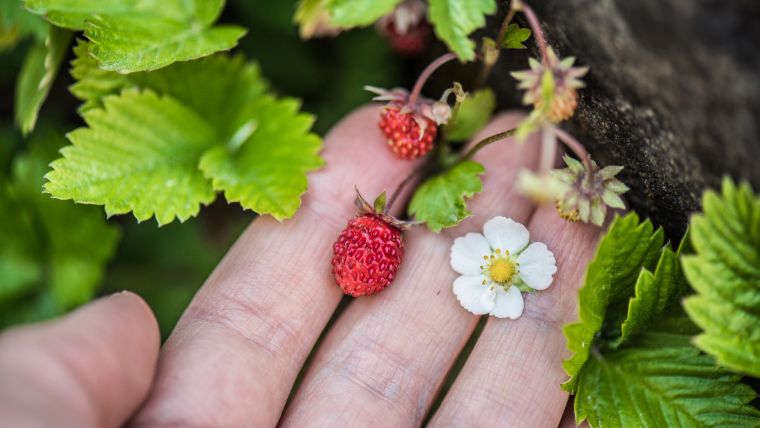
[354,187,413,231]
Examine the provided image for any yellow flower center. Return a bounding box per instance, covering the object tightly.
[483,249,517,284]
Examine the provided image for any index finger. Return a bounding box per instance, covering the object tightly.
[131,106,420,427]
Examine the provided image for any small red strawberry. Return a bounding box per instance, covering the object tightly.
[365,86,451,161]
[379,106,437,160]
[332,190,410,297]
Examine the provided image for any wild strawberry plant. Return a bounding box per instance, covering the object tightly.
[1,0,758,425]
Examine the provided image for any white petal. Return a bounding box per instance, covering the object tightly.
[490,286,524,319]
[453,275,496,315]
[517,242,557,290]
[450,233,491,276]
[483,216,530,255]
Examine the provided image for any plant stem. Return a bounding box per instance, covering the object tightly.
[386,167,425,214]
[538,124,558,173]
[408,53,458,105]
[495,5,518,47]
[520,2,548,64]
[476,4,517,87]
[459,128,517,162]
[553,127,593,179]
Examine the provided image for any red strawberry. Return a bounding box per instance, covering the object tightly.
[379,106,437,160]
[331,190,410,297]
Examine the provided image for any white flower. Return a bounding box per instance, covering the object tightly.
[449,216,557,319]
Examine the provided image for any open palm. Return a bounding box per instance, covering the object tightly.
[0,107,601,427]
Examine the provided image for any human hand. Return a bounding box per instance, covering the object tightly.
[0,107,601,427]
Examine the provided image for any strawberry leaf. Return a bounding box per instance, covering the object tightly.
[575,318,760,427]
[25,0,245,73]
[502,23,530,49]
[199,96,323,220]
[444,88,496,142]
[428,0,496,61]
[563,213,664,392]
[44,90,218,225]
[682,178,760,377]
[14,26,71,135]
[408,161,484,232]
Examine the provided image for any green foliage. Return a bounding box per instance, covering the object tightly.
[682,179,760,377]
[563,213,664,389]
[45,90,218,225]
[0,0,48,50]
[502,23,530,49]
[563,212,760,426]
[444,88,495,142]
[51,47,323,224]
[408,161,484,232]
[199,96,323,220]
[613,237,689,348]
[0,133,119,327]
[25,0,246,72]
[575,323,760,427]
[14,26,71,135]
[328,0,402,28]
[428,0,496,61]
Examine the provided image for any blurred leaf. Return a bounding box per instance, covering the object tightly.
[408,161,484,232]
[0,0,48,50]
[14,26,71,135]
[502,23,530,49]
[683,178,760,377]
[199,96,323,220]
[25,0,245,72]
[0,132,119,327]
[327,0,402,28]
[444,88,495,142]
[428,0,496,61]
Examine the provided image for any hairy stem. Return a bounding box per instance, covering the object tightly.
[476,5,518,86]
[520,2,549,63]
[495,6,519,47]
[459,128,517,162]
[554,127,594,179]
[386,167,425,214]
[408,53,458,105]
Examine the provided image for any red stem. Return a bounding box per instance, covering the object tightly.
[408,53,458,105]
[520,2,549,64]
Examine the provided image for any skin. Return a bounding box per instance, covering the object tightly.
[0,107,597,427]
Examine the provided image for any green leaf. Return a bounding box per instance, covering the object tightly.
[408,161,484,232]
[67,48,322,221]
[14,26,71,135]
[1,133,119,327]
[428,0,496,61]
[562,213,664,392]
[0,0,48,50]
[575,329,760,427]
[69,39,130,112]
[25,0,246,73]
[444,88,495,142]
[327,0,402,28]
[199,96,323,220]
[612,236,690,348]
[682,178,760,377]
[44,90,218,225]
[502,23,531,49]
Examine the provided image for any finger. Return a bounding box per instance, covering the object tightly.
[0,292,159,428]
[131,106,421,427]
[280,112,540,427]
[428,204,602,427]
